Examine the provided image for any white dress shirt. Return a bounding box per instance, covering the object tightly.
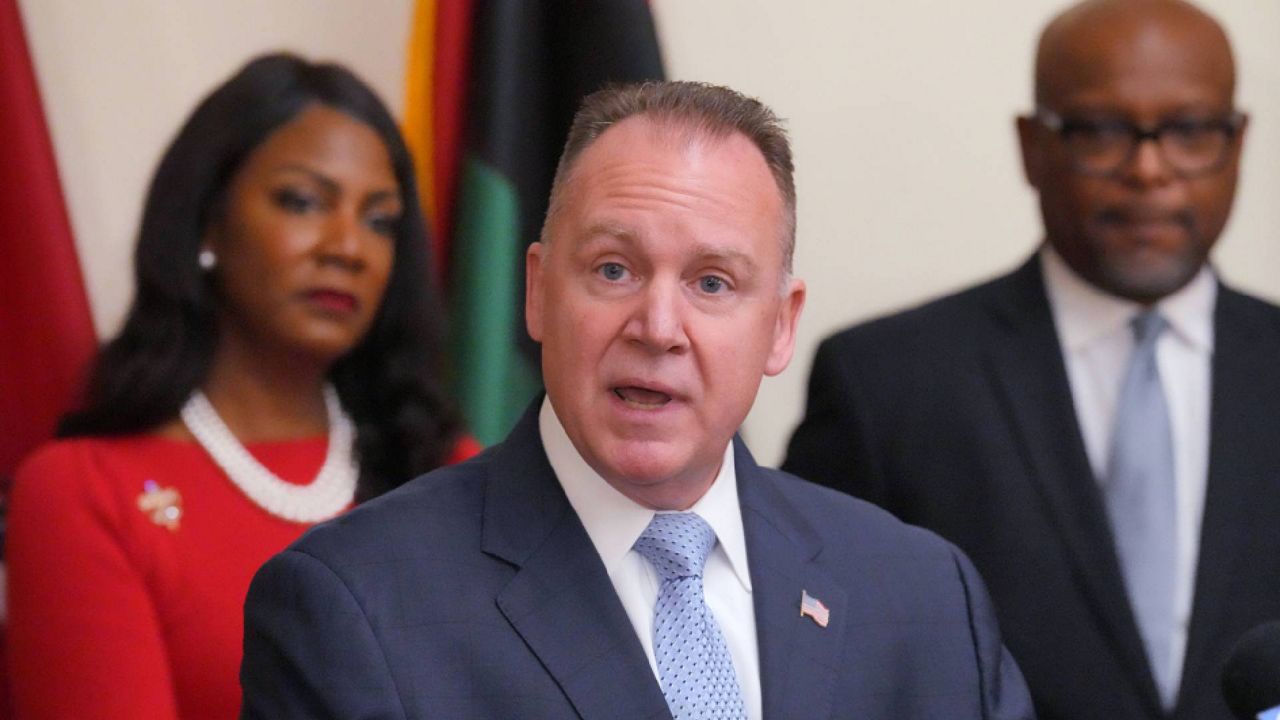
[539,397,762,720]
[1041,246,1215,692]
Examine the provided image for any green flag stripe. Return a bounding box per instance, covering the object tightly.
[449,156,541,445]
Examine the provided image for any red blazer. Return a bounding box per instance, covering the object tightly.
[5,433,478,720]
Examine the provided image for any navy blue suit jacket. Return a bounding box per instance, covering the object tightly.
[241,404,1033,719]
[784,257,1280,720]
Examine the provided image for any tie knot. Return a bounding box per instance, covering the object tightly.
[634,512,716,581]
[1131,310,1168,345]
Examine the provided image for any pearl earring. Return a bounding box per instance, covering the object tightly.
[198,248,216,270]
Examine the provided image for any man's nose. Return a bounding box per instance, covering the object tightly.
[1122,135,1176,188]
[624,280,689,354]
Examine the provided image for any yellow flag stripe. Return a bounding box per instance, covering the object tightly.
[402,0,437,224]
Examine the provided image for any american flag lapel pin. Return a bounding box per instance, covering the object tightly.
[800,589,830,628]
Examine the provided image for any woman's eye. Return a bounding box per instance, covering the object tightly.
[598,262,627,281]
[272,188,321,213]
[698,275,727,294]
[366,214,401,237]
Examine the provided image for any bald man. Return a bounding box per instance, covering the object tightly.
[784,1,1280,718]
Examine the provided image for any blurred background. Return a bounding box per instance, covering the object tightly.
[14,0,1280,466]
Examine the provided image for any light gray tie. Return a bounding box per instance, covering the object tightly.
[634,512,746,720]
[1105,310,1179,709]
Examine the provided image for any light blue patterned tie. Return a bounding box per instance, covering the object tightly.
[634,513,746,720]
[1105,310,1179,709]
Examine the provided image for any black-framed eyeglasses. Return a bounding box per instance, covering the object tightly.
[1033,107,1245,178]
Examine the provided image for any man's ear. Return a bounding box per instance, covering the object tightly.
[525,242,546,342]
[1228,112,1249,167]
[764,277,806,377]
[1016,115,1045,190]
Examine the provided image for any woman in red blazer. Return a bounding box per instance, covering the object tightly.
[6,53,477,719]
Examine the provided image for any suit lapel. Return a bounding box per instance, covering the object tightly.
[738,440,847,719]
[483,406,672,720]
[1179,287,1280,708]
[981,257,1163,715]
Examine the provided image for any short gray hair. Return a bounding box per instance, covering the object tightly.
[543,81,796,273]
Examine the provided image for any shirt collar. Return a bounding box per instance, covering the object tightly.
[538,396,753,592]
[1040,244,1216,353]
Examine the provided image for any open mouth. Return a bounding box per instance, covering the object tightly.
[613,386,673,409]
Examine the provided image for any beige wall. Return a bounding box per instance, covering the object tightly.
[22,0,1280,465]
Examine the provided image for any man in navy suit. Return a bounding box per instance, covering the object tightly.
[240,81,1033,719]
[785,2,1280,719]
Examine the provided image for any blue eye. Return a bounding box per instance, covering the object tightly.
[599,262,627,281]
[699,276,727,294]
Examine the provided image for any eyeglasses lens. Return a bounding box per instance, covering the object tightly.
[1058,118,1234,176]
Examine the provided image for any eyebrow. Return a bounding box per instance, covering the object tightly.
[578,223,762,275]
[577,222,636,247]
[272,163,401,205]
[1056,102,1233,118]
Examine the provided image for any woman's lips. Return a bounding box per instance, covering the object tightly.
[304,289,358,314]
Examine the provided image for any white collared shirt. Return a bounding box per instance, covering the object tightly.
[539,397,761,719]
[1041,245,1215,691]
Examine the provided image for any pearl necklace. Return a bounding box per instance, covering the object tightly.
[180,385,357,523]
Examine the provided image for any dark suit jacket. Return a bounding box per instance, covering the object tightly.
[783,256,1280,720]
[241,403,1033,719]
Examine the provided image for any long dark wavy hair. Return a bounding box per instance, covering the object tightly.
[59,52,461,500]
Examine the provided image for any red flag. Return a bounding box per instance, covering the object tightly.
[0,0,97,478]
[402,0,474,279]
